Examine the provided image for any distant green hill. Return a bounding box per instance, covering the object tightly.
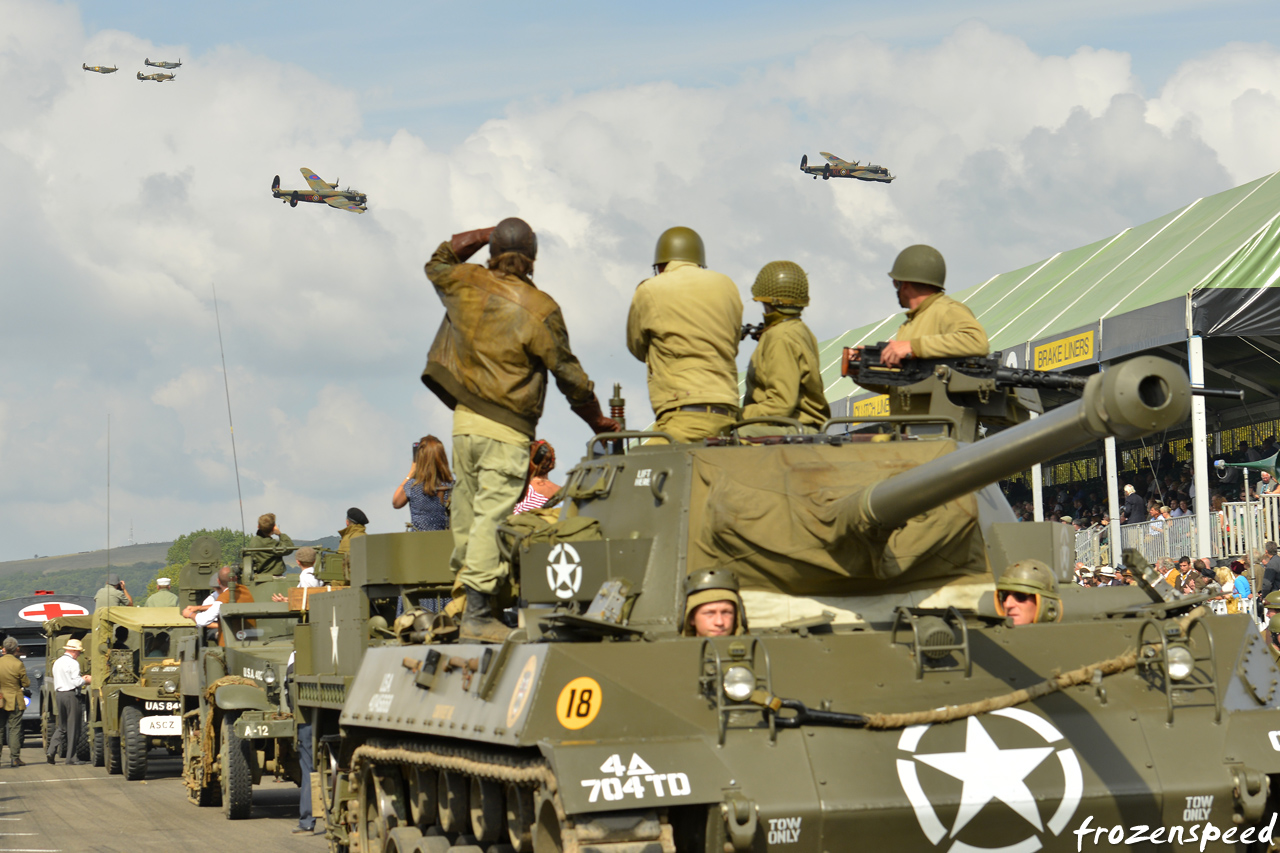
[0,536,341,600]
[0,562,166,600]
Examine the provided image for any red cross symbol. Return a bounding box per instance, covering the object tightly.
[19,602,89,622]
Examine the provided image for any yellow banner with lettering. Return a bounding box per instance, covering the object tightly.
[850,395,890,417]
[1034,331,1094,371]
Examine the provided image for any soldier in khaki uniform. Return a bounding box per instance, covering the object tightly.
[628,227,742,443]
[878,244,988,368]
[740,261,830,435]
[423,217,618,641]
[0,638,29,765]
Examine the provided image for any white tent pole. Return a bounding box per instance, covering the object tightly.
[1189,335,1212,560]
[1101,361,1122,564]
[1030,411,1044,521]
[1105,436,1121,564]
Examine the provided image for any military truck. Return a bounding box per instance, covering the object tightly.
[39,613,93,761]
[85,606,194,779]
[292,533,454,846]
[0,593,93,736]
[325,356,1280,853]
[174,536,305,819]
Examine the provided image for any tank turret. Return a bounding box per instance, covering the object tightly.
[508,354,1188,629]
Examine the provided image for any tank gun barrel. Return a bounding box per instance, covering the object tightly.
[849,355,1191,531]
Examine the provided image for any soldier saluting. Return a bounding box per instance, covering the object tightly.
[422,218,619,642]
[739,261,830,435]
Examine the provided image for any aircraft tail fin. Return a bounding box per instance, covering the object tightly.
[272,175,281,193]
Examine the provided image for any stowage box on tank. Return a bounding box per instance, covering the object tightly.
[331,356,1280,853]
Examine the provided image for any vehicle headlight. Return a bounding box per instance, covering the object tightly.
[162,680,177,694]
[1167,645,1194,681]
[263,667,277,686]
[723,665,755,702]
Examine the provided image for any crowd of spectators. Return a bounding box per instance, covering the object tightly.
[1000,436,1279,531]
[1071,554,1257,615]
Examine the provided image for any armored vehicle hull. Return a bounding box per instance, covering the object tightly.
[340,608,1280,853]
[332,356,1280,852]
[177,596,304,818]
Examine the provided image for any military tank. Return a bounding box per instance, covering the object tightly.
[332,355,1280,853]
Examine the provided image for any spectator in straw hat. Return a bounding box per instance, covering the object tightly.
[45,638,90,765]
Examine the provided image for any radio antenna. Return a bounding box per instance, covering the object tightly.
[212,284,247,539]
[106,413,111,617]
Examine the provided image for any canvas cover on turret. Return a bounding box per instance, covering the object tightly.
[685,442,989,595]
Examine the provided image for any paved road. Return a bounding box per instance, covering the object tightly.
[0,745,326,853]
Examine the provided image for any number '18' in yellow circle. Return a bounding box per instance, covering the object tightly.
[556,677,602,729]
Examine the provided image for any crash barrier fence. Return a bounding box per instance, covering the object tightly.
[1214,499,1280,559]
[1076,502,1280,565]
[1073,515,1198,567]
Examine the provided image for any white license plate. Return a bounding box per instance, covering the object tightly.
[138,715,181,736]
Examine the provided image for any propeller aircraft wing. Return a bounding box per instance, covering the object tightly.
[821,151,855,168]
[301,168,338,191]
[324,197,366,214]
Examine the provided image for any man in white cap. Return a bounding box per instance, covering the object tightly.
[145,577,178,607]
[46,638,91,765]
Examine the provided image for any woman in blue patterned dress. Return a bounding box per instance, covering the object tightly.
[393,435,454,531]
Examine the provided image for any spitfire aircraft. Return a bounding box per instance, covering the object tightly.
[82,64,118,74]
[144,58,182,69]
[271,168,367,213]
[137,71,176,82]
[800,152,894,182]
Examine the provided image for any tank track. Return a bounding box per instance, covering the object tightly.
[343,737,675,853]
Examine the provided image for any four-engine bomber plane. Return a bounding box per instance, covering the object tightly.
[137,71,176,82]
[82,64,118,74]
[271,168,368,213]
[801,151,894,182]
[144,58,182,69]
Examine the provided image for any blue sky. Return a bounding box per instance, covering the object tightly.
[2,0,1278,560]
[80,1,1277,143]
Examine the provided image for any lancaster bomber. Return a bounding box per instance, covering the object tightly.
[82,63,118,74]
[801,152,894,182]
[271,168,367,214]
[137,71,175,82]
[144,58,182,69]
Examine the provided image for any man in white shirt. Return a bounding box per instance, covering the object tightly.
[296,547,323,588]
[45,638,91,765]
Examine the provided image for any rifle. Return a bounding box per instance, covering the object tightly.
[842,343,1244,399]
[741,323,765,342]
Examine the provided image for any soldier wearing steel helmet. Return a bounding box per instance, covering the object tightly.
[628,227,743,443]
[877,244,989,369]
[682,569,749,637]
[423,218,619,642]
[994,559,1062,625]
[740,260,830,435]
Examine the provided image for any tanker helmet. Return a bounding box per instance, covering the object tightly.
[888,244,946,290]
[994,559,1061,623]
[682,569,747,636]
[751,261,810,308]
[490,217,537,260]
[654,226,705,267]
